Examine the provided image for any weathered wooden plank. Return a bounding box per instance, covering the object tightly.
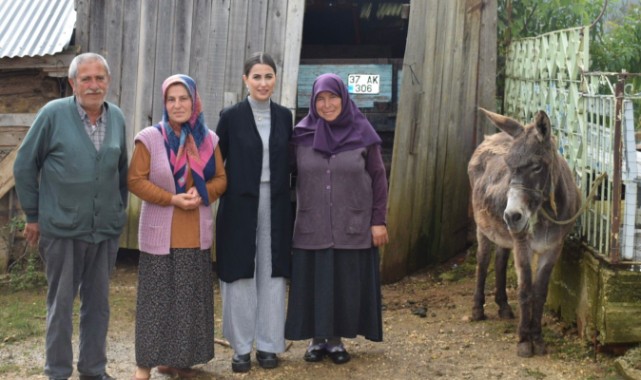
[120,0,142,146]
[476,0,497,140]
[245,0,268,58]
[88,0,107,55]
[117,0,143,247]
[172,0,193,74]
[438,0,472,262]
[135,0,159,130]
[105,0,124,102]
[0,49,75,71]
[223,0,249,98]
[74,0,90,52]
[409,0,445,268]
[0,127,29,148]
[122,195,141,250]
[265,0,287,101]
[150,0,176,123]
[223,91,239,108]
[380,0,429,283]
[280,0,305,112]
[0,147,18,199]
[204,0,230,123]
[189,0,212,119]
[0,114,36,127]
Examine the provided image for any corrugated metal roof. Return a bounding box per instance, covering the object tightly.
[0,0,76,58]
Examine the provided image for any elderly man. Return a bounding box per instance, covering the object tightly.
[13,52,127,380]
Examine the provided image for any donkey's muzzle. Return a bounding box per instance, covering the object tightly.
[504,209,529,234]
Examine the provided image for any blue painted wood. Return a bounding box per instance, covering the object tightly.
[297,64,394,109]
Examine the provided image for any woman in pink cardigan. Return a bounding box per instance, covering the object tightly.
[128,74,227,380]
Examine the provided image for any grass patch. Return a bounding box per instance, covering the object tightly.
[439,246,518,291]
[0,363,21,375]
[438,251,477,282]
[523,367,547,379]
[0,289,46,343]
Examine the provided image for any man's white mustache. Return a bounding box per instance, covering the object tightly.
[83,89,104,95]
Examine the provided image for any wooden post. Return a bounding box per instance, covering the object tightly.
[610,74,625,264]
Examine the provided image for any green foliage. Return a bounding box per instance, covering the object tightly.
[6,249,47,291]
[0,215,46,291]
[591,2,641,73]
[497,0,641,110]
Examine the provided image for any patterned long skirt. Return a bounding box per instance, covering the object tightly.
[135,248,214,368]
[285,247,383,342]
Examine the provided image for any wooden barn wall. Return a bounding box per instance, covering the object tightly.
[74,0,304,249]
[380,0,497,283]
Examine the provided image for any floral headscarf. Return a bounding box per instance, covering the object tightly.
[157,74,217,205]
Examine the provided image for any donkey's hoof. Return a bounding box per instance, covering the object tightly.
[532,339,547,355]
[471,307,486,321]
[498,305,515,319]
[517,341,533,357]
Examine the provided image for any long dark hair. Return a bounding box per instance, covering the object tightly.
[243,52,277,76]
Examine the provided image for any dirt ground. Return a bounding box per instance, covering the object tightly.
[0,252,624,380]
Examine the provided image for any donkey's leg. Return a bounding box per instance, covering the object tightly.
[472,232,492,321]
[530,249,561,355]
[513,240,534,357]
[494,247,515,319]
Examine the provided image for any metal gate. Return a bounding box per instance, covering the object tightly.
[503,26,641,263]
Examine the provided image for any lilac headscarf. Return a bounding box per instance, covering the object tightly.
[292,73,381,155]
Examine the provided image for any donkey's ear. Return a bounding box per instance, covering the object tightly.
[478,107,523,138]
[534,110,552,141]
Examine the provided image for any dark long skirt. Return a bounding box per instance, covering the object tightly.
[135,248,214,368]
[285,247,382,342]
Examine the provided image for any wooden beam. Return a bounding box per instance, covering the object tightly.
[0,126,29,148]
[0,49,76,71]
[0,147,18,199]
[279,0,305,112]
[0,114,35,127]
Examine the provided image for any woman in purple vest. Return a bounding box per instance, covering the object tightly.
[285,73,389,364]
[128,74,227,380]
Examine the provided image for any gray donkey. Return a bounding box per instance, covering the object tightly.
[468,109,581,357]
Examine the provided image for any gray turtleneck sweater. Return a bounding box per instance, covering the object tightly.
[248,95,271,183]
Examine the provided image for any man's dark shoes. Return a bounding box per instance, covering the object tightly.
[79,374,115,380]
[327,347,351,364]
[256,350,279,369]
[231,353,251,373]
[304,345,327,362]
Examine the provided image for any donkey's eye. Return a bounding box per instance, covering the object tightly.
[532,165,543,173]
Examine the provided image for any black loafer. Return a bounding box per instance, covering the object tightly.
[232,353,251,373]
[304,347,327,362]
[256,350,278,369]
[328,349,351,364]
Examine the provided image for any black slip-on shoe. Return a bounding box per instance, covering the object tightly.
[328,349,351,364]
[232,353,251,373]
[256,350,279,369]
[304,347,327,362]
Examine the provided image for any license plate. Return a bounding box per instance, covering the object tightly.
[348,74,380,94]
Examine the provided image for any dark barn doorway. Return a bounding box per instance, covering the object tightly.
[297,0,410,175]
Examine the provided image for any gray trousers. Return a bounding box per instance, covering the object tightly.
[220,183,287,355]
[38,235,118,379]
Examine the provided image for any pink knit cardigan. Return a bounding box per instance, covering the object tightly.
[135,126,217,254]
